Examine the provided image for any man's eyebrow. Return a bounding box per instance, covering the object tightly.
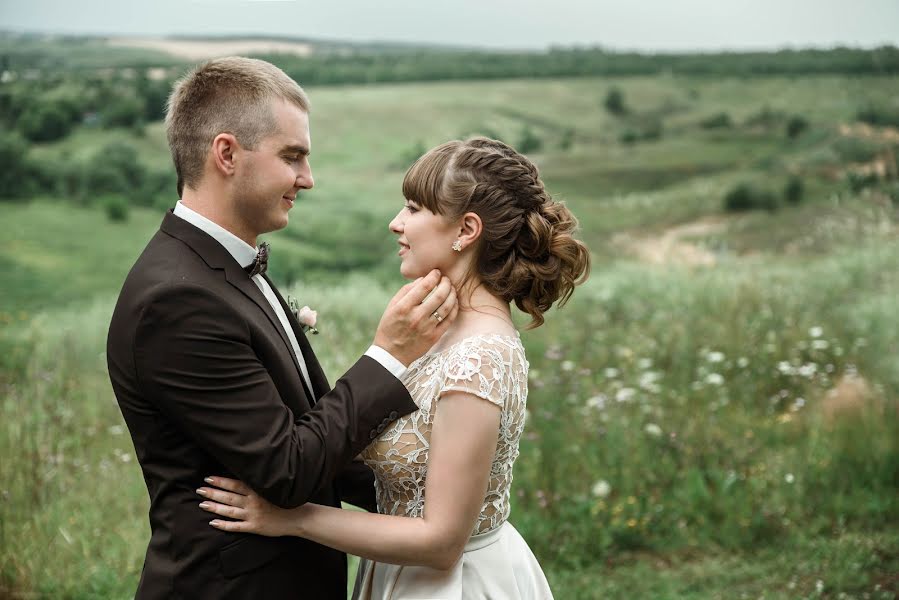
[281,144,310,156]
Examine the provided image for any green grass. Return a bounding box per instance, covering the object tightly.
[2,73,899,598]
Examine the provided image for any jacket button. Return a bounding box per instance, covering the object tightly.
[377,423,386,433]
[369,430,377,439]
[389,411,399,420]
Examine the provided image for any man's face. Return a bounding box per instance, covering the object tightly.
[232,98,313,239]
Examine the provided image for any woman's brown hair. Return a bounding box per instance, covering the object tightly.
[403,137,590,328]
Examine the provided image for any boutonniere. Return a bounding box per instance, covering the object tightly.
[287,296,319,335]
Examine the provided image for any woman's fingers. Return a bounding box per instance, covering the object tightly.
[196,486,247,509]
[209,519,249,533]
[199,500,246,520]
[204,476,251,495]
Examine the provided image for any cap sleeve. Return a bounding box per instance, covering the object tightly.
[437,338,513,409]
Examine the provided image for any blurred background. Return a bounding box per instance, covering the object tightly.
[1,1,898,598]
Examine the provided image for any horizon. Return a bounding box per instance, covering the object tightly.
[1,0,898,53]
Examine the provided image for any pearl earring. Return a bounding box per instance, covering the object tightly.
[451,240,463,252]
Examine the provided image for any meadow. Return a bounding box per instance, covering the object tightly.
[1,71,898,599]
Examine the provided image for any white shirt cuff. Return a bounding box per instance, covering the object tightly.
[364,345,407,380]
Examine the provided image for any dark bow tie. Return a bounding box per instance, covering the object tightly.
[245,242,270,277]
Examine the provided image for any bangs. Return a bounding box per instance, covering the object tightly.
[401,141,460,215]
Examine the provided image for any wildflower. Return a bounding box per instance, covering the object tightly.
[639,371,661,392]
[798,363,817,378]
[638,358,653,370]
[561,360,575,372]
[644,423,662,437]
[544,346,563,360]
[785,473,795,484]
[604,367,619,379]
[586,395,607,411]
[809,326,823,338]
[627,518,637,528]
[107,425,125,436]
[705,373,724,386]
[811,339,829,350]
[791,397,805,411]
[815,580,824,593]
[777,361,794,375]
[591,480,611,498]
[737,357,749,368]
[707,351,725,363]
[615,388,636,403]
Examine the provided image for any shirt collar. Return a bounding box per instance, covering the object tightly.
[173,201,258,269]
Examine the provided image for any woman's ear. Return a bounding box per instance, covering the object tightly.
[211,133,239,177]
[456,211,483,251]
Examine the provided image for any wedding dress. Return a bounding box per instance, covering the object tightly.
[355,333,553,599]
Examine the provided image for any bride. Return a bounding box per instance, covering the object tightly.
[197,136,590,599]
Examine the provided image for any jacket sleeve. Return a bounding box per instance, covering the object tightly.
[132,283,416,509]
[335,460,379,513]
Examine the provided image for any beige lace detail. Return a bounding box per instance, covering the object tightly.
[360,333,528,535]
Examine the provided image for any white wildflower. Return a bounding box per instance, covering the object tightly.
[791,397,806,411]
[811,339,829,350]
[615,388,636,403]
[798,363,817,378]
[604,367,619,379]
[591,480,611,498]
[785,473,795,484]
[815,580,824,593]
[561,360,575,372]
[107,425,125,436]
[644,423,662,437]
[737,357,749,368]
[586,395,607,411]
[707,351,725,363]
[809,326,823,338]
[777,361,794,375]
[705,373,725,386]
[638,358,653,370]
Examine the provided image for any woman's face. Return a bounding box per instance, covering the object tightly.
[389,199,460,280]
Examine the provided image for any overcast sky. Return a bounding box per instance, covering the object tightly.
[2,0,898,51]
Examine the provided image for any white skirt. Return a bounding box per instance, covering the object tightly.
[352,521,553,600]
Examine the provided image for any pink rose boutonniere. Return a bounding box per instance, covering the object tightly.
[287,296,319,335]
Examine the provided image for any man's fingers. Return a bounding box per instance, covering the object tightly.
[387,278,421,309]
[417,276,453,316]
[397,270,442,309]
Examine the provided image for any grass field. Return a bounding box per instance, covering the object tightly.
[2,73,898,599]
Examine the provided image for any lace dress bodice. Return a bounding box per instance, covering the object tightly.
[360,333,529,536]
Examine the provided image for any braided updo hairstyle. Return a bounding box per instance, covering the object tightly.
[402,137,590,328]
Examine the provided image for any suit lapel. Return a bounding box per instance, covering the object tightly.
[160,211,315,404]
[262,274,330,400]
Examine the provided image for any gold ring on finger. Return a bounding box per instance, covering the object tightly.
[432,311,443,323]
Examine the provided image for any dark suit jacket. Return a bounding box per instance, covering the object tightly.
[107,211,417,599]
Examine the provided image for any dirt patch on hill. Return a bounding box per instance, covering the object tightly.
[613,217,727,266]
[107,37,314,61]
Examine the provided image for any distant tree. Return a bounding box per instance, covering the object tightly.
[724,182,778,212]
[18,101,75,142]
[83,142,146,197]
[786,116,809,139]
[558,127,575,151]
[604,87,627,116]
[103,95,145,129]
[0,131,34,200]
[784,176,804,205]
[101,194,130,222]
[517,126,543,154]
[700,112,733,129]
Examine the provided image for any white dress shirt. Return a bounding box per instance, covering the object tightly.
[172,202,406,396]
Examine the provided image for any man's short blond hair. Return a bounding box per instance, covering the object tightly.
[165,56,309,195]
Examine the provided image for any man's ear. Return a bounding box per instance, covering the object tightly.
[456,212,483,251]
[211,133,240,177]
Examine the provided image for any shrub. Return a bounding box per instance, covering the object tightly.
[700,112,733,129]
[18,101,76,142]
[845,171,879,194]
[101,195,129,222]
[856,104,899,128]
[604,87,627,116]
[0,131,35,200]
[786,116,809,139]
[784,176,804,205]
[832,137,884,163]
[619,117,663,144]
[723,182,778,212]
[744,105,787,129]
[517,126,543,154]
[558,128,575,151]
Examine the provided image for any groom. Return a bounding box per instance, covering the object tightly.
[107,57,457,599]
